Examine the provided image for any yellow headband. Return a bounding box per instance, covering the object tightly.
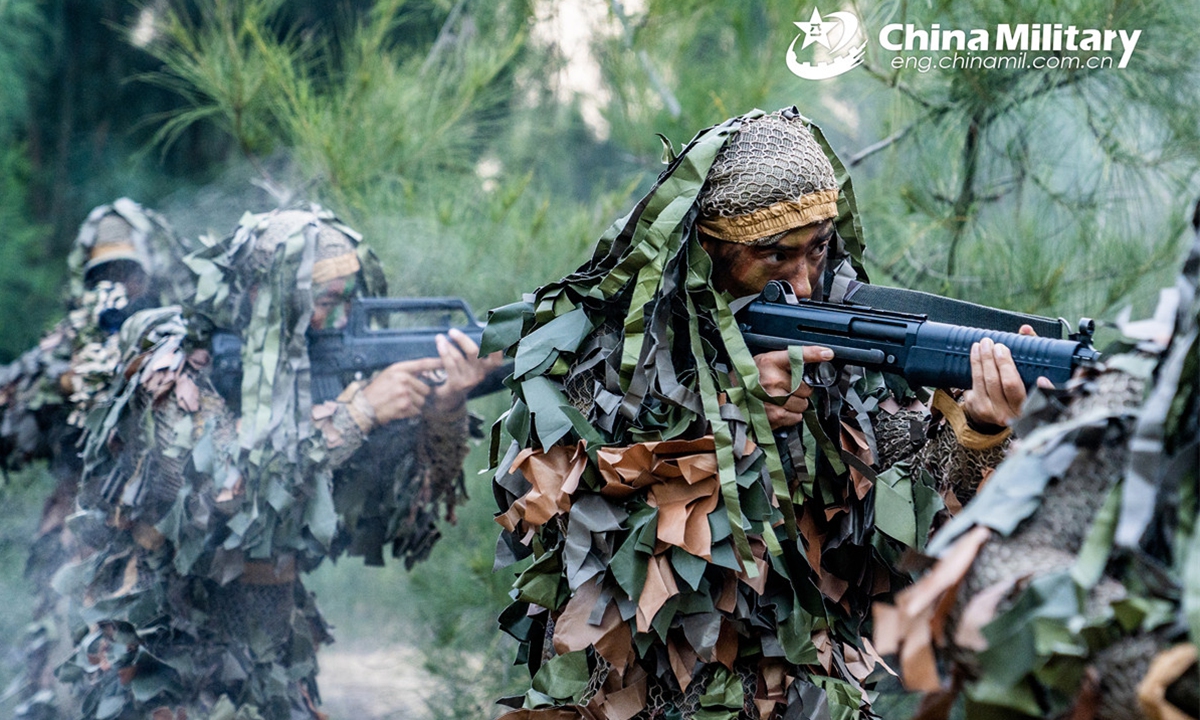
[696,189,839,244]
[88,241,139,263]
[312,252,361,284]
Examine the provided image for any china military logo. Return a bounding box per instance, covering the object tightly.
[786,8,867,80]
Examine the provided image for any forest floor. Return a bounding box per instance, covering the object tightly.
[319,644,436,719]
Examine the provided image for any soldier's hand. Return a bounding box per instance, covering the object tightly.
[961,325,1049,429]
[361,357,441,425]
[755,346,834,430]
[428,328,504,414]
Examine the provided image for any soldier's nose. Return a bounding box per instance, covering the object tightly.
[789,267,813,300]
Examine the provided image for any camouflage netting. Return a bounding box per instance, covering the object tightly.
[3,198,191,470]
[697,109,840,245]
[875,203,1200,720]
[59,205,471,719]
[0,199,193,720]
[486,108,1010,720]
[67,197,195,307]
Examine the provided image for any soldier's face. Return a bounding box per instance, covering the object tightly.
[311,275,355,331]
[700,220,833,299]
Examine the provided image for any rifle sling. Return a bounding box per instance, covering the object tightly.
[844,282,1064,338]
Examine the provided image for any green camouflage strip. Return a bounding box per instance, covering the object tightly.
[686,290,754,573]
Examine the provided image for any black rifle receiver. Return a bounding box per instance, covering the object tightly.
[210,296,511,409]
[736,281,1100,389]
[307,296,507,403]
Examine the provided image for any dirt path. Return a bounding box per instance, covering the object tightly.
[318,645,436,719]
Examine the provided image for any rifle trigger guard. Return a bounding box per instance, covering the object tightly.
[803,361,839,389]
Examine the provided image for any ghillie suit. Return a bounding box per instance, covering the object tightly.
[487,108,1013,720]
[874,205,1200,720]
[0,198,190,720]
[57,207,471,720]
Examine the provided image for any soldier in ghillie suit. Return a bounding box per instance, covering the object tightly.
[0,198,190,720]
[485,108,1033,719]
[56,206,500,719]
[874,205,1200,720]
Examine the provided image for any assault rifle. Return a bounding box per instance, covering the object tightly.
[211,297,511,409]
[736,281,1100,389]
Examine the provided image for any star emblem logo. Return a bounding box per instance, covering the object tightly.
[794,8,837,50]
[786,7,868,81]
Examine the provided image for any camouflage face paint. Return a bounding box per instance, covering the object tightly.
[311,274,356,331]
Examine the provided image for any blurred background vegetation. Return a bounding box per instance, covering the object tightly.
[1,0,1198,717]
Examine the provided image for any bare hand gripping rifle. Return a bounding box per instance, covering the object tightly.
[736,281,1101,389]
[212,297,512,409]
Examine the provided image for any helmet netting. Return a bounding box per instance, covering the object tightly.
[68,198,192,304]
[697,109,838,221]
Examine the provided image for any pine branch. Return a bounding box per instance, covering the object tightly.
[421,0,470,76]
[848,113,945,167]
[945,109,986,279]
[611,0,680,118]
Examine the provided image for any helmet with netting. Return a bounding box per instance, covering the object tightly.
[244,209,361,282]
[68,198,191,302]
[696,107,840,245]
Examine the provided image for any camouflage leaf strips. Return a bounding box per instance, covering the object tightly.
[874,211,1200,719]
[488,110,940,719]
[60,206,471,719]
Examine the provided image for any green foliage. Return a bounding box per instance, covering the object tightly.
[598,0,806,144]
[275,0,529,211]
[0,0,56,361]
[0,0,1192,715]
[0,0,42,127]
[136,0,297,159]
[134,0,639,315]
[136,0,532,208]
[844,0,1200,319]
[0,144,57,361]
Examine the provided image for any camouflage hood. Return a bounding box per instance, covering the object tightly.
[182,205,387,455]
[483,109,900,720]
[484,107,866,569]
[66,197,193,305]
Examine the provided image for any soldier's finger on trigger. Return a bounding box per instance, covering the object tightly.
[802,345,833,363]
[393,356,443,375]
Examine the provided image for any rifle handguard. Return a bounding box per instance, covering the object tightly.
[737,281,1100,390]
